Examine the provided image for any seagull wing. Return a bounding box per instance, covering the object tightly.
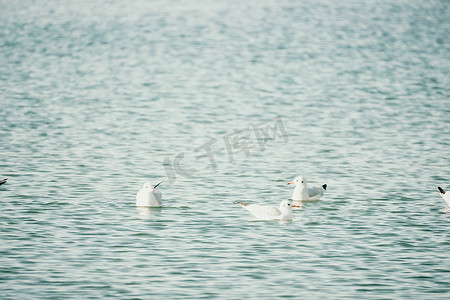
[307,186,325,200]
[438,187,450,206]
[246,204,281,219]
[153,190,162,203]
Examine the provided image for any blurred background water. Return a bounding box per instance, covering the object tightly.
[1,0,449,299]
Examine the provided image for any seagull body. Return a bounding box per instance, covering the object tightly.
[136,181,163,207]
[438,187,450,207]
[288,176,326,201]
[235,199,299,221]
[0,178,7,186]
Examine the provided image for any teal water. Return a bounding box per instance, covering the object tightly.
[1,0,449,299]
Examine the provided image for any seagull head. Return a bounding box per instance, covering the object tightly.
[280,200,300,209]
[143,182,154,191]
[287,176,306,187]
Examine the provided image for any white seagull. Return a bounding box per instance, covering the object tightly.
[287,176,327,201]
[136,181,163,207]
[438,187,450,210]
[235,199,300,221]
[0,178,7,186]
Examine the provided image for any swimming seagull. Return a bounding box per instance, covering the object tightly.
[136,181,163,207]
[438,187,450,210]
[235,199,300,221]
[287,176,327,201]
[0,178,7,186]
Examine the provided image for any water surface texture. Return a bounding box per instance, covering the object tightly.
[1,0,449,299]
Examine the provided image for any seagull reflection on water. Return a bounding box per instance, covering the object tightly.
[136,206,164,219]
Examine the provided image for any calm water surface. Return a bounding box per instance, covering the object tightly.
[1,0,449,299]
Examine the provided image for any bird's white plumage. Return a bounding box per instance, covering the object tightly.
[438,187,450,207]
[136,182,162,207]
[288,176,326,201]
[235,199,297,221]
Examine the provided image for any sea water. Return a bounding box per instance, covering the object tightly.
[1,0,449,299]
